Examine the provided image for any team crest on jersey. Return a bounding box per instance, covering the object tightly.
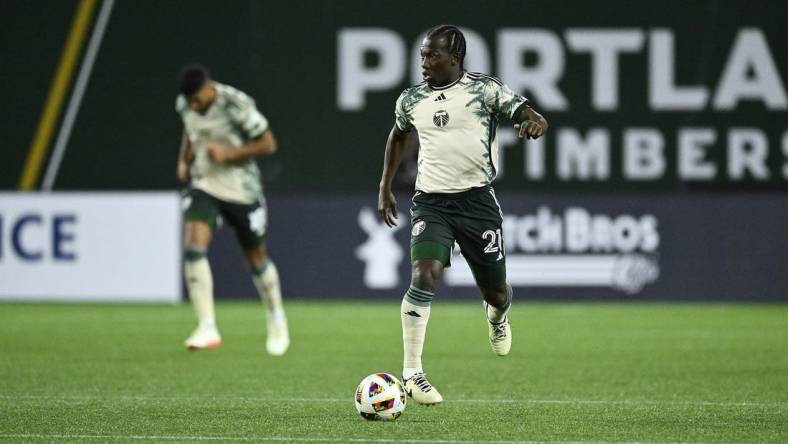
[412,220,426,236]
[432,110,450,128]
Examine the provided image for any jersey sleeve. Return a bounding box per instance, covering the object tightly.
[175,95,188,116]
[225,93,270,140]
[483,80,529,121]
[394,90,414,132]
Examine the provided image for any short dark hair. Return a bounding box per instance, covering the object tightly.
[178,64,210,97]
[426,25,466,68]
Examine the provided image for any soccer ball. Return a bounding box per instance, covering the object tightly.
[354,373,407,421]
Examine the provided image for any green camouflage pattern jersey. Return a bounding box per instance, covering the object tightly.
[176,82,269,204]
[395,72,529,194]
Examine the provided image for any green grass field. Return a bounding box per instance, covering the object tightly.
[0,301,786,443]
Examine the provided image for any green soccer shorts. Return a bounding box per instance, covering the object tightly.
[182,187,267,248]
[409,185,507,289]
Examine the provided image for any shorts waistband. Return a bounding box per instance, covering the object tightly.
[414,185,492,200]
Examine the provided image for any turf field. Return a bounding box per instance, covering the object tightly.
[0,301,786,443]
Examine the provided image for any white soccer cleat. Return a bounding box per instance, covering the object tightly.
[488,317,512,356]
[266,313,290,356]
[404,373,443,405]
[184,326,222,351]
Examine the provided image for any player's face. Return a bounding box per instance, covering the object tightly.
[186,83,215,114]
[420,37,458,87]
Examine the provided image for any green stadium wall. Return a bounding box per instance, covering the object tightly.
[3,0,787,192]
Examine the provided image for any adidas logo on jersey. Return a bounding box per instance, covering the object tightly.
[434,93,447,101]
[404,311,422,317]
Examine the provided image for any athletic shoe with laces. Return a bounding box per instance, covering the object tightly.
[403,372,443,405]
[266,313,290,356]
[487,316,512,356]
[184,326,222,350]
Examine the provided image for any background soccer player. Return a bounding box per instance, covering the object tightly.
[176,64,289,355]
[377,25,548,404]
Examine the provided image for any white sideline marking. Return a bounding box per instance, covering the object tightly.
[0,434,707,444]
[0,394,784,408]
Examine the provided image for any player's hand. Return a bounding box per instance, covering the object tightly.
[377,189,398,228]
[515,109,548,139]
[177,161,190,183]
[206,143,232,163]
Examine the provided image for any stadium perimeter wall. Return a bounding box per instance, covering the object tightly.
[2,192,786,301]
[212,192,788,301]
[1,1,787,301]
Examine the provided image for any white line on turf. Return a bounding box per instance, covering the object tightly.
[0,434,708,444]
[0,394,784,407]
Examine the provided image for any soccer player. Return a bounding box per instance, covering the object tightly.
[377,25,548,404]
[175,64,289,355]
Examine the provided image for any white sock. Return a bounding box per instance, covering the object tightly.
[184,257,215,328]
[252,260,284,318]
[486,285,512,323]
[401,298,431,379]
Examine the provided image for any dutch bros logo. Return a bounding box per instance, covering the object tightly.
[355,207,404,289]
[0,213,78,262]
[445,206,661,294]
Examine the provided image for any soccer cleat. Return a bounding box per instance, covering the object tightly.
[266,313,290,356]
[488,316,512,356]
[184,326,222,351]
[403,373,443,405]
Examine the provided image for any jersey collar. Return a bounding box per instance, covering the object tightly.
[428,71,465,91]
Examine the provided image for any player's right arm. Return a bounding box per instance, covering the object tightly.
[175,96,193,183]
[177,129,192,183]
[378,125,411,227]
[378,90,417,228]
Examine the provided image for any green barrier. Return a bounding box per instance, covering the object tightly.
[3,0,786,192]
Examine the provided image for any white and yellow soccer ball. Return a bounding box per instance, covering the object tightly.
[354,373,407,421]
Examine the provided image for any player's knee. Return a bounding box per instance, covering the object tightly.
[480,286,508,308]
[411,262,442,293]
[243,246,267,269]
[184,222,211,248]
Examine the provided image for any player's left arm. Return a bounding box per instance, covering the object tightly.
[486,80,548,139]
[513,105,548,140]
[206,95,276,163]
[206,130,277,163]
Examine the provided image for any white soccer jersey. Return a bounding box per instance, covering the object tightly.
[176,82,269,204]
[395,72,528,194]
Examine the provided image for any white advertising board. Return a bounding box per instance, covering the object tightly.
[0,192,181,302]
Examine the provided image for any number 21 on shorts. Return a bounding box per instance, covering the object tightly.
[482,229,504,255]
